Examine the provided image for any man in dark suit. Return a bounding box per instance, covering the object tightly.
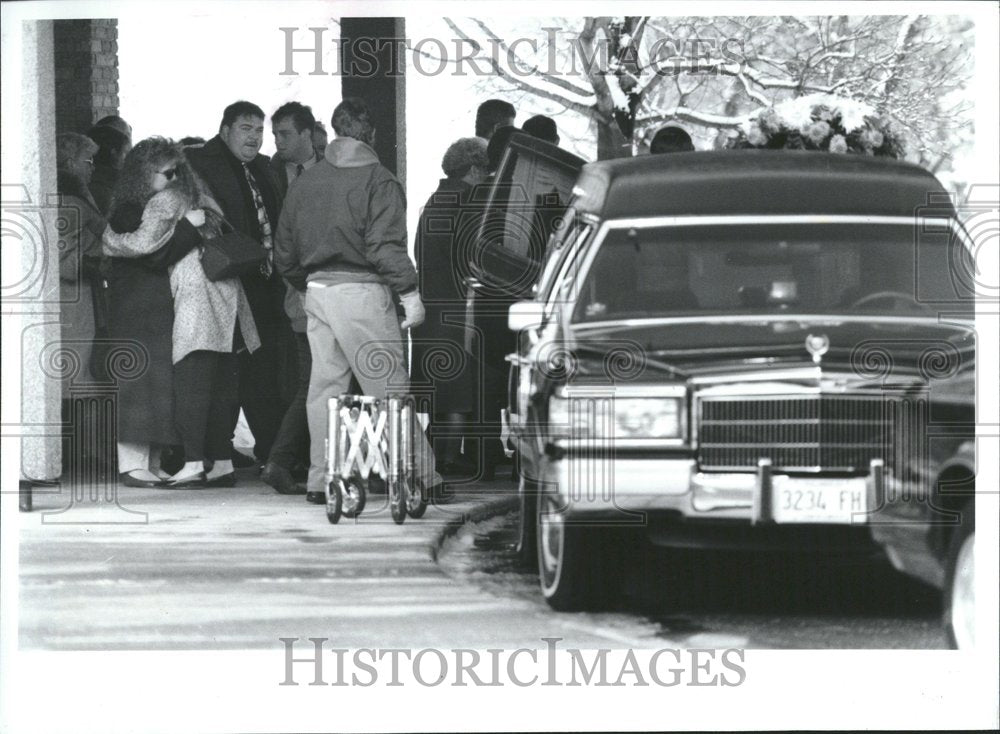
[187,100,289,467]
[269,102,323,196]
[260,101,323,494]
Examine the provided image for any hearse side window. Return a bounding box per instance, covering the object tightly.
[537,206,579,299]
[541,215,594,312]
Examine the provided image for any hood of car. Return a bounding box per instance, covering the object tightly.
[567,316,976,382]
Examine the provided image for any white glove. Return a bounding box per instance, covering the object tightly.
[184,208,206,227]
[399,290,425,330]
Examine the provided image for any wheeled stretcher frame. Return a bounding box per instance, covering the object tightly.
[324,394,428,524]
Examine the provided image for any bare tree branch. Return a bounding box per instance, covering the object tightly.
[442,17,595,118]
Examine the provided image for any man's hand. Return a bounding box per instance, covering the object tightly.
[399,291,425,330]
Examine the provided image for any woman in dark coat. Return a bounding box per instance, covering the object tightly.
[412,138,490,473]
[55,134,108,475]
[102,138,204,487]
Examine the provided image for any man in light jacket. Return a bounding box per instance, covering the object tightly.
[275,97,443,504]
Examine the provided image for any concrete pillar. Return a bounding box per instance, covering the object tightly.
[339,17,406,189]
[1,19,62,481]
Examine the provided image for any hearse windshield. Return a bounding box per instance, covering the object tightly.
[572,220,970,322]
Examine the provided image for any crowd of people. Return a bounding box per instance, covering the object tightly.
[55,97,694,499]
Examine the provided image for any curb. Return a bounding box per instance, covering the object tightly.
[429,493,520,563]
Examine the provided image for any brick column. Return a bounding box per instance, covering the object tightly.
[53,19,119,134]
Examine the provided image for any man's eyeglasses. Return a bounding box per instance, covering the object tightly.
[159,167,178,181]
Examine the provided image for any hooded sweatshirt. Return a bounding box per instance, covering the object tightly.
[274,137,417,294]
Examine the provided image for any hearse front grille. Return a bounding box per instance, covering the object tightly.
[697,394,925,473]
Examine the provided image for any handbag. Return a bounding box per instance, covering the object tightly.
[199,211,267,281]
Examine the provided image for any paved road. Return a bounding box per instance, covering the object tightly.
[19,472,661,650]
[19,472,947,650]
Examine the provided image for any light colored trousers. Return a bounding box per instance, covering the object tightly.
[304,282,441,494]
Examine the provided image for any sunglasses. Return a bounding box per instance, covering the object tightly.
[158,167,179,181]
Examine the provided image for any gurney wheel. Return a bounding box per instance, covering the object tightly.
[325,480,342,525]
[342,477,367,519]
[390,477,407,525]
[406,477,428,519]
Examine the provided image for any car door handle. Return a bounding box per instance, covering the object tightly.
[505,353,533,366]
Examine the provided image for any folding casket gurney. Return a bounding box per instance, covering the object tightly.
[324,394,428,524]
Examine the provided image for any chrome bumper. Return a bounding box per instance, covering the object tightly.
[543,453,888,524]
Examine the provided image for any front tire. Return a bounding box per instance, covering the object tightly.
[390,477,407,525]
[407,478,428,519]
[341,477,367,519]
[944,503,975,649]
[325,480,342,525]
[537,493,623,611]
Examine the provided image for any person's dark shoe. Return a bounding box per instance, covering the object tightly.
[204,472,237,488]
[262,462,304,495]
[305,489,326,504]
[231,449,256,469]
[119,471,164,488]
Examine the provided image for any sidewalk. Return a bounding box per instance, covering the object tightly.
[18,468,519,650]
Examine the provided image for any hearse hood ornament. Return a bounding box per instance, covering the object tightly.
[805,333,830,364]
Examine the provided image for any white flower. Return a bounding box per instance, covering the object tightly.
[773,93,875,134]
[747,124,768,146]
[774,95,819,130]
[833,97,873,132]
[805,121,831,145]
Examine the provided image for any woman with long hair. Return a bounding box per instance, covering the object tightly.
[103,137,201,486]
[103,137,259,487]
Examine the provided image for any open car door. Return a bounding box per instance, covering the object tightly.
[469,132,586,299]
[463,133,586,445]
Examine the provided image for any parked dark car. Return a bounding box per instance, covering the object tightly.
[487,148,976,646]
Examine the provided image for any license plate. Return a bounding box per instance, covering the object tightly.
[771,477,867,524]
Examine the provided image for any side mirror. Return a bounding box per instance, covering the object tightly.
[508,301,544,332]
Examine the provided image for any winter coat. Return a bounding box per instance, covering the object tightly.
[101,189,196,445]
[187,136,287,346]
[167,194,260,363]
[269,152,321,334]
[410,178,479,413]
[56,171,107,395]
[268,150,322,202]
[88,164,118,216]
[274,137,417,295]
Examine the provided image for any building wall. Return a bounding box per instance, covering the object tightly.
[53,19,120,134]
[2,19,62,481]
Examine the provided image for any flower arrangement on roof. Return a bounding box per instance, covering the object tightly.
[729,93,907,159]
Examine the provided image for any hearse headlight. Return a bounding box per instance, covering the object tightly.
[548,393,685,440]
[613,398,682,438]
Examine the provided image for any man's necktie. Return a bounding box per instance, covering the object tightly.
[242,163,273,277]
[295,163,304,178]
